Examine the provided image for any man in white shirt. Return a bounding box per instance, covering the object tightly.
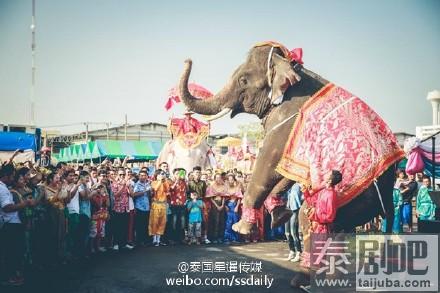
[64,169,82,258]
[0,163,33,286]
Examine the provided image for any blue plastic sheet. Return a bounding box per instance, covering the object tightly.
[422,156,440,178]
[0,132,36,151]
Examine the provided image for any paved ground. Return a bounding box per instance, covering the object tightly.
[2,241,305,293]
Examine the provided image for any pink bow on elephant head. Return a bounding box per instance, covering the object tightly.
[287,48,303,65]
[254,41,304,65]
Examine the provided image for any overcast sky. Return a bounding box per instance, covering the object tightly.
[1,0,439,135]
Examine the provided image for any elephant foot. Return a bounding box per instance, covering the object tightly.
[271,206,293,229]
[232,219,253,235]
[290,271,310,289]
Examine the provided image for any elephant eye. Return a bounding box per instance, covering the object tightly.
[239,76,248,87]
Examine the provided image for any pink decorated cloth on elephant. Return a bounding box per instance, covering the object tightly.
[168,115,209,149]
[276,83,405,207]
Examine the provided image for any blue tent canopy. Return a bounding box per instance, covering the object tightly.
[0,132,36,151]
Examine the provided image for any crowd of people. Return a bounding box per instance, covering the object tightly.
[282,169,439,266]
[387,171,438,233]
[0,152,284,287]
[1,149,438,287]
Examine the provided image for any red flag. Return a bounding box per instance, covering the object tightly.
[173,95,181,103]
[165,83,213,111]
[164,95,182,111]
[164,98,174,111]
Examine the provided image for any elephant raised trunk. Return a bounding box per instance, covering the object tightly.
[179,59,232,116]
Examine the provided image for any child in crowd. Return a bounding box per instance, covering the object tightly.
[186,192,204,245]
[394,169,407,189]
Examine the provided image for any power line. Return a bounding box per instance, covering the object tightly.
[39,122,84,128]
[40,122,114,128]
[30,0,36,125]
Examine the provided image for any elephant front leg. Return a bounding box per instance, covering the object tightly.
[233,167,293,235]
[266,178,294,228]
[232,120,295,235]
[232,175,280,235]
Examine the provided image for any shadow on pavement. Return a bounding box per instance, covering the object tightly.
[1,241,305,293]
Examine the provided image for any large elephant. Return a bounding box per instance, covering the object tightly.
[178,43,395,230]
[180,44,395,274]
[178,44,398,285]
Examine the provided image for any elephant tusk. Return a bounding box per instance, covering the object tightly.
[286,74,294,86]
[205,108,232,122]
[286,72,300,87]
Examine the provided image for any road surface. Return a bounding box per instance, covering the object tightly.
[3,241,305,293]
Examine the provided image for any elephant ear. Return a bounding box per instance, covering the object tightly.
[268,53,301,105]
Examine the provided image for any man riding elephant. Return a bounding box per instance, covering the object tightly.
[157,113,217,172]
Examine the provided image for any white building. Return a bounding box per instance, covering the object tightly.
[416,90,440,139]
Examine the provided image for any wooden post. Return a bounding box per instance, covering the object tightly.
[124,114,127,141]
[432,136,436,190]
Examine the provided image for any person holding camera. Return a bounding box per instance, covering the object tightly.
[110,169,132,251]
[67,170,92,259]
[131,170,152,246]
[169,168,187,244]
[90,183,109,253]
[149,169,170,247]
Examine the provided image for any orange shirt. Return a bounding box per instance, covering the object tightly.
[151,180,170,202]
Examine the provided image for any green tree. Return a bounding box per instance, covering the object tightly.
[237,122,264,143]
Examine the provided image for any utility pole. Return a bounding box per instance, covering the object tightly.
[106,122,110,140]
[30,0,36,125]
[124,114,128,141]
[85,122,89,142]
